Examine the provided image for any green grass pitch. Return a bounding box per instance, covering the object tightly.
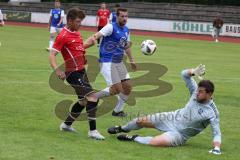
[0,25,239,160]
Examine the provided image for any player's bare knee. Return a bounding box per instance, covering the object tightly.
[50,34,55,39]
[123,85,132,95]
[149,134,172,147]
[78,99,87,106]
[136,117,147,126]
[122,81,132,95]
[86,93,98,102]
[110,85,121,95]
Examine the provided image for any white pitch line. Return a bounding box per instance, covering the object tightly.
[0,81,47,85]
[0,69,52,72]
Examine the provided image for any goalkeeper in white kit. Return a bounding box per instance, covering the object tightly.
[108,64,222,155]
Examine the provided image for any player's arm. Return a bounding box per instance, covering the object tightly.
[49,50,66,80]
[84,23,112,49]
[49,35,66,80]
[109,13,113,23]
[125,33,137,71]
[96,11,99,27]
[57,10,64,27]
[83,32,103,49]
[181,64,205,96]
[48,10,52,30]
[125,47,137,71]
[209,112,222,155]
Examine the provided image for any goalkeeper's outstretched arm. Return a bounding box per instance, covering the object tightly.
[181,64,206,96]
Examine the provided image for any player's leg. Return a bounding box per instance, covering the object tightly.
[112,79,131,116]
[117,133,171,147]
[117,131,186,147]
[108,116,155,134]
[48,27,57,51]
[60,71,88,132]
[76,69,104,140]
[85,92,105,140]
[112,62,131,116]
[95,62,115,98]
[96,62,122,98]
[215,28,220,42]
[97,26,103,44]
[60,99,86,132]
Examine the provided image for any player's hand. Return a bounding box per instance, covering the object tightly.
[90,36,97,45]
[56,69,66,80]
[84,36,97,49]
[124,41,132,50]
[209,148,221,155]
[192,64,205,79]
[130,62,137,71]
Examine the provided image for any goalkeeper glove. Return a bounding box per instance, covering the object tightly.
[192,64,205,80]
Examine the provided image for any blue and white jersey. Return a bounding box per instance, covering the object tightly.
[50,8,64,27]
[99,23,130,63]
[109,12,117,23]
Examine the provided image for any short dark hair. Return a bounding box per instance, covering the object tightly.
[115,4,120,8]
[198,80,215,93]
[67,8,85,22]
[117,8,128,16]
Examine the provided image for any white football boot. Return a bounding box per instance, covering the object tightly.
[88,130,105,140]
[59,122,76,132]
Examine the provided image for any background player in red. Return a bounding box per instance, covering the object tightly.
[96,2,110,44]
[49,8,105,140]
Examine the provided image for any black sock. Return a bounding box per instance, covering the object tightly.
[64,102,85,126]
[86,101,98,131]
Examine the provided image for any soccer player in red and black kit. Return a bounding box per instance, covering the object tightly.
[49,8,105,140]
[96,2,110,44]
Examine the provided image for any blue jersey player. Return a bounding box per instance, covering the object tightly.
[85,8,137,117]
[109,4,120,24]
[47,0,64,51]
[108,64,222,155]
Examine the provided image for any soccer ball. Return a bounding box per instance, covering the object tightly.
[141,40,157,55]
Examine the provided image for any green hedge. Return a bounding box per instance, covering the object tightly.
[41,0,128,3]
[137,0,240,5]
[41,0,240,6]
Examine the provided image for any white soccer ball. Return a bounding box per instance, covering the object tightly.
[141,40,157,55]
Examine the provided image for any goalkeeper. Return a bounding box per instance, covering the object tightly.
[108,64,222,155]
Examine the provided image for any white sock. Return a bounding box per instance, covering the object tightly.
[134,136,153,145]
[121,118,142,131]
[49,35,54,49]
[114,93,128,113]
[95,87,110,99]
[49,40,54,49]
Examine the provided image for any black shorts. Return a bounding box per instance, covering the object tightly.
[98,26,104,31]
[66,69,94,100]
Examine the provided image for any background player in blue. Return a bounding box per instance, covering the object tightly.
[109,4,120,24]
[85,8,137,117]
[108,64,222,155]
[47,0,64,51]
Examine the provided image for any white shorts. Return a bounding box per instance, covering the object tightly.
[50,26,62,34]
[100,62,130,86]
[145,113,187,146]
